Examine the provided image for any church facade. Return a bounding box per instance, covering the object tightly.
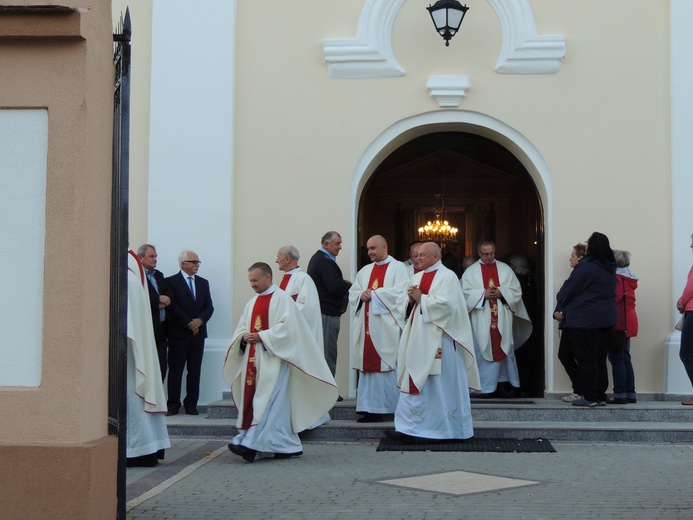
[114,0,693,402]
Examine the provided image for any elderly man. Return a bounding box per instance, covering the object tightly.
[307,231,352,385]
[349,235,409,422]
[387,242,479,442]
[224,263,338,462]
[276,245,323,336]
[404,240,423,278]
[165,250,214,416]
[126,251,170,467]
[461,240,532,396]
[137,244,172,380]
[276,245,331,427]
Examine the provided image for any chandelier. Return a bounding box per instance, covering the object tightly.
[418,195,458,243]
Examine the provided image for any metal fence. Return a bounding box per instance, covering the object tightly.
[110,8,131,519]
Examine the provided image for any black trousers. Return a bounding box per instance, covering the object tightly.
[557,328,581,395]
[167,335,205,411]
[571,328,610,403]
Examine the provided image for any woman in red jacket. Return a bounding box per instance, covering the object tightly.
[607,250,639,404]
[677,233,693,405]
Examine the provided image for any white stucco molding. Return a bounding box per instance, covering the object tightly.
[323,0,406,79]
[427,75,471,107]
[488,0,565,74]
[349,110,555,391]
[323,0,565,79]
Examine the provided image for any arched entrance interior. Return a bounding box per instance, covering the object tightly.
[356,131,545,397]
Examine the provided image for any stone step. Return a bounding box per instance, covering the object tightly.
[167,397,693,443]
[205,397,693,423]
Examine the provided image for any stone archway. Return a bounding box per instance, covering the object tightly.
[350,111,552,397]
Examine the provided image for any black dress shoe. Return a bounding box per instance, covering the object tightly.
[337,395,344,402]
[185,407,199,415]
[227,443,257,463]
[627,397,637,403]
[274,451,303,459]
[384,429,417,444]
[165,408,179,416]
[156,449,165,460]
[356,413,385,423]
[126,453,159,467]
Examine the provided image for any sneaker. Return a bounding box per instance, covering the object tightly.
[562,393,582,402]
[572,397,597,407]
[607,397,628,404]
[596,401,607,407]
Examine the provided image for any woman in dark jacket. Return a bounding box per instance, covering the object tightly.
[555,232,617,407]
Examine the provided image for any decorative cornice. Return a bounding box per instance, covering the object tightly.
[0,5,84,41]
[323,0,406,79]
[488,0,565,74]
[323,0,565,79]
[426,76,471,107]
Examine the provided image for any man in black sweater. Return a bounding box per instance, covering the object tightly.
[307,231,352,387]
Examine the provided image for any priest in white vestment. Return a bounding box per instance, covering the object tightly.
[404,240,423,278]
[276,245,331,427]
[460,240,533,395]
[223,262,339,462]
[387,242,480,442]
[126,250,170,467]
[350,235,409,422]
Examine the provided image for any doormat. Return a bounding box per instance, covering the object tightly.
[377,437,555,453]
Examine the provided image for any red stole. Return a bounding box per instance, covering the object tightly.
[480,262,506,361]
[408,269,439,394]
[362,262,390,372]
[241,293,272,430]
[279,273,298,301]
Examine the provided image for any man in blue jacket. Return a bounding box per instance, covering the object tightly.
[307,232,352,388]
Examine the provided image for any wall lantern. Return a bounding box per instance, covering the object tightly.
[427,0,469,47]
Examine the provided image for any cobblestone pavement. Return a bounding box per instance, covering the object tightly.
[126,438,693,520]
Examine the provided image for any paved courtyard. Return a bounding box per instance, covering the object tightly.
[126,438,693,519]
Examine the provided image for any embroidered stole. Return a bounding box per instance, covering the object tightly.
[241,293,272,430]
[408,269,438,394]
[279,273,298,301]
[362,262,389,372]
[480,262,506,361]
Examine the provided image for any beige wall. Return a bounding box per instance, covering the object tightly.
[0,2,117,517]
[126,1,673,396]
[113,0,153,248]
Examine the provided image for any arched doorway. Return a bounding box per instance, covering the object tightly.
[355,131,545,397]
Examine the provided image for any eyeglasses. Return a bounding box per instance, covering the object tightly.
[183,260,202,265]
[478,251,495,257]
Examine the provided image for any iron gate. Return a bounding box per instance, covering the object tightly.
[110,8,131,520]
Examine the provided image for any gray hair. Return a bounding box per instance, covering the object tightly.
[178,249,196,265]
[278,245,300,261]
[321,231,341,245]
[613,250,631,268]
[137,243,155,257]
[509,254,532,276]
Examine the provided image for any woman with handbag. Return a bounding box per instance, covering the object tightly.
[607,250,639,404]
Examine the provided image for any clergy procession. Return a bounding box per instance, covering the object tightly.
[222,232,533,462]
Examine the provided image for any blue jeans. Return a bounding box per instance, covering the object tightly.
[607,338,636,399]
[679,312,693,388]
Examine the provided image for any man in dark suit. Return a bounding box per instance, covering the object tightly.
[165,249,214,416]
[137,244,172,380]
[307,231,351,386]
